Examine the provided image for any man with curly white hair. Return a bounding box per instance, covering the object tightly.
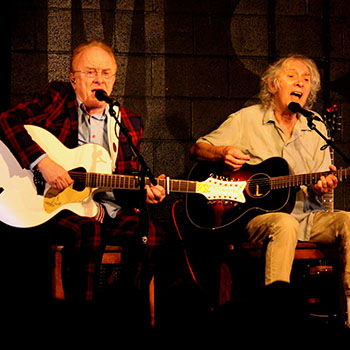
[190,54,350,329]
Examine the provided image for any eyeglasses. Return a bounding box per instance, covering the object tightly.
[73,70,116,79]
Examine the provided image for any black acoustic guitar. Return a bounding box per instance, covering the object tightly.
[185,157,350,230]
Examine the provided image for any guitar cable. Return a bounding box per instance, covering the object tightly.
[171,199,199,286]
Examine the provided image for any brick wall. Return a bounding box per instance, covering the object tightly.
[6,0,350,227]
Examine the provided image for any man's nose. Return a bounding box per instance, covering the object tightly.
[93,71,104,82]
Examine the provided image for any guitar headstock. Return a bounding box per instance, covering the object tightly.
[321,105,341,212]
[196,176,247,203]
[322,104,342,140]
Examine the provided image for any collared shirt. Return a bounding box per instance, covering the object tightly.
[197,104,331,240]
[77,99,121,218]
[78,102,109,149]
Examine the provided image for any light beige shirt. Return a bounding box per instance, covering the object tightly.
[197,104,331,240]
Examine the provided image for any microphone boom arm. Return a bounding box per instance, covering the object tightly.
[288,102,350,164]
[307,117,350,165]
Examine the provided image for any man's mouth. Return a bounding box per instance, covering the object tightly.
[291,91,302,99]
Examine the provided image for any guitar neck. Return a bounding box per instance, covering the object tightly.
[70,171,198,194]
[271,165,350,188]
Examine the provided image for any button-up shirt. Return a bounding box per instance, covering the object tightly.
[197,104,331,240]
[78,99,121,218]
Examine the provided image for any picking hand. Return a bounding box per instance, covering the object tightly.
[222,145,250,171]
[37,156,74,190]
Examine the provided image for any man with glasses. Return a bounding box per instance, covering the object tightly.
[0,40,166,316]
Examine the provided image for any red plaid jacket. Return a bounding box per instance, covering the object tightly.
[0,82,163,302]
[0,81,142,175]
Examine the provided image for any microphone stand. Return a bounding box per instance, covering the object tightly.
[306,114,350,165]
[108,102,157,244]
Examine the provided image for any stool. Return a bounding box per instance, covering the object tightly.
[51,245,155,327]
[219,241,343,323]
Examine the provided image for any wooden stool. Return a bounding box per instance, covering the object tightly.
[51,245,155,327]
[219,241,341,321]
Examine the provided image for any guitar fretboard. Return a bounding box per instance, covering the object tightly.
[70,171,199,194]
[269,167,350,189]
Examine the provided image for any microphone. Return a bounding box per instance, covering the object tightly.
[288,102,314,119]
[95,90,119,106]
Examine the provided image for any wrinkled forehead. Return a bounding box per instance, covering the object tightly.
[282,59,311,77]
[72,46,117,71]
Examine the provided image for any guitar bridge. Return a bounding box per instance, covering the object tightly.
[207,199,238,207]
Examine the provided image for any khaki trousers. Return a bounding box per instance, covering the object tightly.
[246,211,350,296]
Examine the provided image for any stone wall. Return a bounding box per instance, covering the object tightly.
[5,0,350,227]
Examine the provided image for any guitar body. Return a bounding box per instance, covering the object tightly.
[0,125,113,228]
[186,158,296,230]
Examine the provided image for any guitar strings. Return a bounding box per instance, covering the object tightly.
[68,167,350,189]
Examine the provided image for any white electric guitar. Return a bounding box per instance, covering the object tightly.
[0,125,246,228]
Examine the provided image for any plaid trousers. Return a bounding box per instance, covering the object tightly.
[49,208,164,303]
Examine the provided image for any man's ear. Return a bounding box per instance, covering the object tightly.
[268,77,278,94]
[69,73,76,85]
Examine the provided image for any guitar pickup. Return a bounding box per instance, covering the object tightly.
[33,169,45,196]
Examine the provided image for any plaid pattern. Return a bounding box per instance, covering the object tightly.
[0,82,79,169]
[0,81,142,174]
[52,209,163,302]
[0,81,164,302]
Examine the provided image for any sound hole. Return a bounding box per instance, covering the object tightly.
[69,167,87,191]
[246,173,270,198]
